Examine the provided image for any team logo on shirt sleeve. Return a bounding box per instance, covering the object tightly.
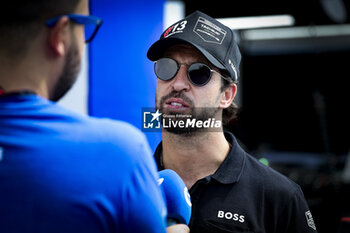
[305,210,317,230]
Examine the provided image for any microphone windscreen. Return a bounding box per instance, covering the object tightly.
[158,169,192,225]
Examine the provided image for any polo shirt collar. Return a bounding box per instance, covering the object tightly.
[153,131,246,184]
[211,131,246,184]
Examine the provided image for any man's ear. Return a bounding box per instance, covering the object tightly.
[47,16,70,56]
[219,84,237,109]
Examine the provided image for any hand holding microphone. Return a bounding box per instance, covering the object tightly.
[158,169,192,231]
[166,224,190,233]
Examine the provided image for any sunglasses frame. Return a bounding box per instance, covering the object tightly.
[154,57,230,87]
[45,14,103,43]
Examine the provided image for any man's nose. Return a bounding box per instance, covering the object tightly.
[171,65,190,92]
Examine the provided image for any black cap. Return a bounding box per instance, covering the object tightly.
[147,11,241,82]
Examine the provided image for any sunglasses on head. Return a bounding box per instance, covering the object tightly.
[154,58,229,87]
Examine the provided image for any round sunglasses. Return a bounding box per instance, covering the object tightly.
[154,58,228,87]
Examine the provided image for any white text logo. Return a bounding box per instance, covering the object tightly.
[305,210,316,230]
[217,210,245,223]
[163,20,187,38]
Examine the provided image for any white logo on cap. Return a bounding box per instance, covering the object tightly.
[193,17,226,44]
[228,59,238,79]
[163,20,187,38]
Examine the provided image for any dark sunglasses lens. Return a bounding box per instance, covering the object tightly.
[155,58,178,81]
[188,63,211,86]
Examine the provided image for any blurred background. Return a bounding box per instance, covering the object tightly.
[59,1,350,232]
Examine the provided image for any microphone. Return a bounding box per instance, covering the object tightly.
[158,169,192,226]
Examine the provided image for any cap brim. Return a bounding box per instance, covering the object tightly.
[147,38,225,70]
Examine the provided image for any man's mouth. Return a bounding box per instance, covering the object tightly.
[170,102,183,107]
[165,98,190,110]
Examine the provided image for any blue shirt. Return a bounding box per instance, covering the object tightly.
[0,94,167,233]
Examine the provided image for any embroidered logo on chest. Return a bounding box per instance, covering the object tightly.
[217,210,245,223]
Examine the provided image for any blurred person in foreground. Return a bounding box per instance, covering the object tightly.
[0,0,188,232]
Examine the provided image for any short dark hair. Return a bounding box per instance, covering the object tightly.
[220,72,239,125]
[0,0,81,59]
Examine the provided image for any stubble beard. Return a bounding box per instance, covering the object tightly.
[156,91,220,136]
[50,34,81,102]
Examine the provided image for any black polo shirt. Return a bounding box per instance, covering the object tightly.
[154,131,318,233]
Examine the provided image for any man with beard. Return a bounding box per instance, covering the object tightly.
[0,0,189,232]
[147,11,318,233]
